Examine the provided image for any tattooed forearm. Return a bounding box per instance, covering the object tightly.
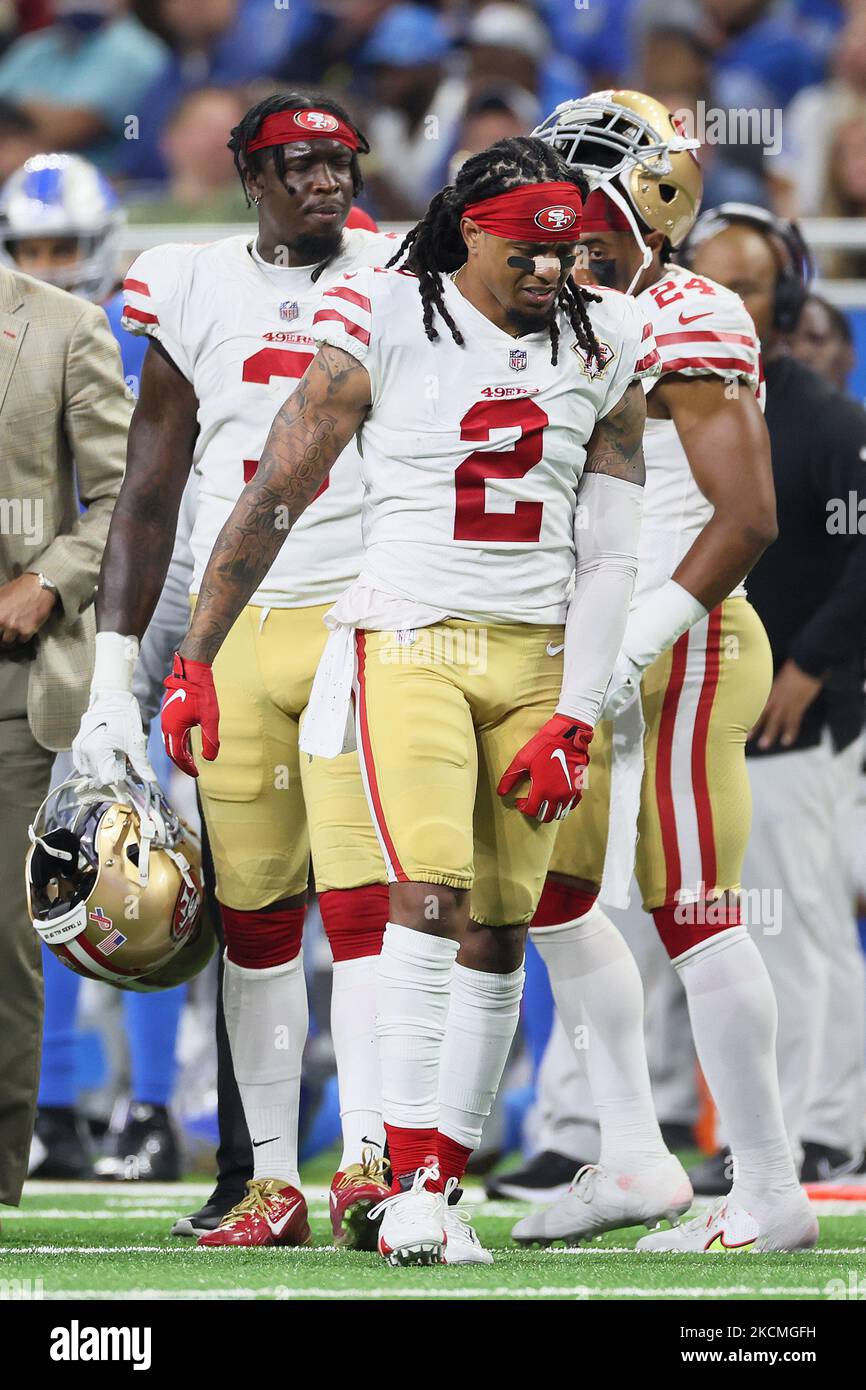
[181,344,371,664]
[584,380,647,486]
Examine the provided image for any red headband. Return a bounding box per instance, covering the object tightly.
[463,182,583,241]
[581,189,631,234]
[246,108,360,154]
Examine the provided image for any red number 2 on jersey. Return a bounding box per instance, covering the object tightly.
[454,398,549,542]
[241,347,328,501]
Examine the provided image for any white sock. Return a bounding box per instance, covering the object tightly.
[674,928,800,1203]
[438,960,525,1152]
[375,922,458,1129]
[223,952,308,1188]
[331,955,385,1169]
[532,904,669,1170]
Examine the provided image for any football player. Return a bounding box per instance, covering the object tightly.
[513,91,817,1253]
[72,94,401,1249]
[159,136,658,1265]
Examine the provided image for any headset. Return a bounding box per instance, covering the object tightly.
[678,202,813,333]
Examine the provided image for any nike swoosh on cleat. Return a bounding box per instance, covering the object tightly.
[705,1231,756,1252]
[252,1136,280,1148]
[546,642,565,656]
[267,1200,301,1237]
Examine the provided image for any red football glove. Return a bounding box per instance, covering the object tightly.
[161,652,220,778]
[497,715,593,823]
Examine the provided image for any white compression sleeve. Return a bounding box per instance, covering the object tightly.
[621,578,708,673]
[557,472,643,726]
[91,631,140,695]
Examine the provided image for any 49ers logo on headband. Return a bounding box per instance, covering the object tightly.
[534,205,578,234]
[464,182,583,242]
[294,110,340,135]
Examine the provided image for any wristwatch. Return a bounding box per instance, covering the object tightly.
[34,572,59,596]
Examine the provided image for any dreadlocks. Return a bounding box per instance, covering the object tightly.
[389,137,603,367]
[228,91,370,208]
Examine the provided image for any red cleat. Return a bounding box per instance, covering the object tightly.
[330,1150,391,1250]
[197,1178,311,1247]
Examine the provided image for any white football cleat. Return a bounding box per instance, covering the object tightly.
[368,1164,445,1266]
[441,1179,494,1265]
[636,1191,819,1253]
[511,1155,693,1245]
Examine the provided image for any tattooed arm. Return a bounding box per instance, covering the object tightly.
[583,378,647,485]
[181,345,372,664]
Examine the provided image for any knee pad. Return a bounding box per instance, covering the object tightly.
[532,876,598,928]
[319,884,388,962]
[653,899,742,961]
[220,901,305,969]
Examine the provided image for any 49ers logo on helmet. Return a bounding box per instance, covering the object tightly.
[534,205,578,233]
[171,879,202,944]
[294,110,339,134]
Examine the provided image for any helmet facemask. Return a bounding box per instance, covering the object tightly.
[534,90,703,293]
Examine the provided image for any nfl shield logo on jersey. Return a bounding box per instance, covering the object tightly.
[509,348,527,372]
[280,300,299,322]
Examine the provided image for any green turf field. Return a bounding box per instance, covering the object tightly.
[3,1177,866,1301]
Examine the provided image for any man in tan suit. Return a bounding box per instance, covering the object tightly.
[0,264,130,1209]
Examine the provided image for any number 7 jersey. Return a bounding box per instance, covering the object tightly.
[311,267,659,624]
[121,229,399,607]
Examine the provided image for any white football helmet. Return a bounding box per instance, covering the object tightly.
[0,152,124,301]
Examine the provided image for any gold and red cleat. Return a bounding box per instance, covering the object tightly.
[330,1150,391,1250]
[197,1178,311,1248]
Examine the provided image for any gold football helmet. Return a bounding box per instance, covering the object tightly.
[535,90,703,289]
[26,775,212,991]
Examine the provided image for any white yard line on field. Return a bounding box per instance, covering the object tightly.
[34,1284,836,1300]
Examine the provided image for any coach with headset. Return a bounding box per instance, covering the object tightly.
[683,205,866,1184]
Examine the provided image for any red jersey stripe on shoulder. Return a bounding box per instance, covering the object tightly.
[123,277,150,296]
[656,330,755,348]
[122,305,159,326]
[324,285,372,313]
[635,349,660,372]
[660,355,756,375]
[312,308,371,346]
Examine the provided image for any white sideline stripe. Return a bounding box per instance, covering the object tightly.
[22,1182,866,1215]
[22,1182,215,1198]
[0,1245,338,1256]
[36,1285,836,1301]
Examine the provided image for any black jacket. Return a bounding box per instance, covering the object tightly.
[746,354,866,756]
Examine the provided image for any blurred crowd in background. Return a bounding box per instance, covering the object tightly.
[5,0,865,1185]
[0,0,862,267]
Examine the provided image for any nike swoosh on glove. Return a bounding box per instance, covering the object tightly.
[73,691,156,788]
[161,652,220,778]
[497,715,593,823]
[599,652,643,720]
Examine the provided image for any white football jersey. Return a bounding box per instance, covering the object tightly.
[311,267,658,624]
[635,261,764,602]
[121,228,400,607]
